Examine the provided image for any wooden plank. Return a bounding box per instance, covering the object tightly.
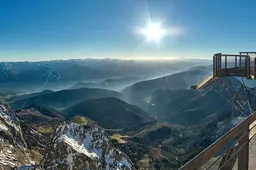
[179,112,256,170]
[220,54,248,57]
[239,52,256,54]
[238,126,249,170]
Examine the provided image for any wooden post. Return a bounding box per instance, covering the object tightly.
[213,55,216,76]
[235,56,237,68]
[239,55,242,67]
[248,57,250,78]
[219,55,222,71]
[254,58,256,79]
[245,56,248,77]
[238,126,249,170]
[235,56,237,75]
[225,56,227,68]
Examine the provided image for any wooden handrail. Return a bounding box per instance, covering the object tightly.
[179,112,256,170]
[214,54,249,57]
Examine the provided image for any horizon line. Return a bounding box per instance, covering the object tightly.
[0,56,212,63]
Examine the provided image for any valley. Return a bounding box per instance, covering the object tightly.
[0,59,253,169]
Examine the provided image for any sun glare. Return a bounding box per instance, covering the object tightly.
[139,22,166,43]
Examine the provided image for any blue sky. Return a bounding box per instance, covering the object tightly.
[1,0,256,61]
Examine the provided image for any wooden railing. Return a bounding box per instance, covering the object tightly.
[179,112,256,170]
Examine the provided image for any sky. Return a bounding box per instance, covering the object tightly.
[1,0,256,61]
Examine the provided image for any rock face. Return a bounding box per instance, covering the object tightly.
[40,122,135,170]
[0,104,38,170]
[0,103,136,170]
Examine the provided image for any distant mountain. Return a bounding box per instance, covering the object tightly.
[73,58,211,77]
[146,88,228,126]
[63,97,151,129]
[0,59,211,92]
[59,64,120,81]
[0,69,17,83]
[123,67,251,126]
[122,69,210,105]
[187,65,212,73]
[100,76,142,90]
[7,89,54,102]
[70,76,142,91]
[101,76,139,85]
[1,64,120,84]
[70,82,98,89]
[10,88,123,110]
[0,62,121,93]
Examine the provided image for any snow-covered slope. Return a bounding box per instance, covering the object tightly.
[40,122,135,170]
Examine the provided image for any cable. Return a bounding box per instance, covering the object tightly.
[219,79,247,113]
[241,77,253,114]
[224,77,249,116]
[210,83,247,118]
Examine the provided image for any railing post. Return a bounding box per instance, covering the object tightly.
[218,54,222,73]
[235,56,237,75]
[213,55,216,76]
[254,58,256,78]
[248,56,250,78]
[238,125,249,170]
[239,55,242,67]
[225,55,227,69]
[235,56,237,68]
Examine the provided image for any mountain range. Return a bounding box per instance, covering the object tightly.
[0,61,254,170]
[10,88,123,110]
[0,59,211,92]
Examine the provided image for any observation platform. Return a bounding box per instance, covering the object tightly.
[192,52,256,90]
[183,52,256,170]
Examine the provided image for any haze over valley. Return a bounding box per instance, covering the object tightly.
[1,58,256,169]
[1,0,256,169]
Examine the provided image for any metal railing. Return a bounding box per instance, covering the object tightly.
[240,52,256,78]
[179,112,256,170]
[213,53,252,78]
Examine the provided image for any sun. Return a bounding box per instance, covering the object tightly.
[139,22,166,43]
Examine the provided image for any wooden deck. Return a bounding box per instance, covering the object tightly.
[187,52,256,169]
[179,112,256,170]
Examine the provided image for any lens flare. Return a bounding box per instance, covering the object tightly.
[139,21,166,43]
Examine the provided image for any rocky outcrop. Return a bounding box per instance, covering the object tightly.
[39,122,135,170]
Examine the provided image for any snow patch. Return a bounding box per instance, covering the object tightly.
[105,149,132,170]
[0,123,8,131]
[62,134,98,159]
[51,122,133,169]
